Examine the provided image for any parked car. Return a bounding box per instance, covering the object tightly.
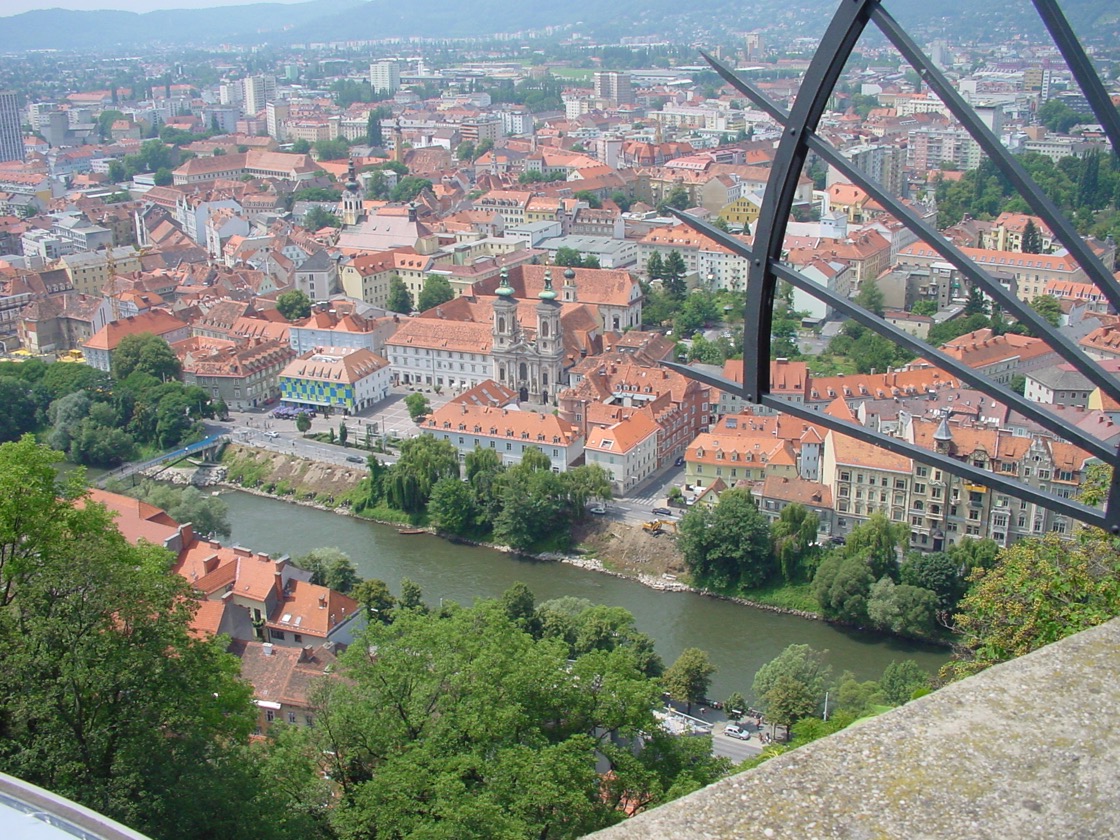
[675,456,685,467]
[589,504,607,515]
[724,724,750,740]
[652,507,674,517]
[346,455,364,464]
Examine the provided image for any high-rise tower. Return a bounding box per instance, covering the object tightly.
[0,91,25,164]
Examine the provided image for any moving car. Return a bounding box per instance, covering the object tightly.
[264,430,279,439]
[652,507,674,517]
[589,504,607,515]
[346,455,364,463]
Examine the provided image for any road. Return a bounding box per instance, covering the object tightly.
[212,389,692,522]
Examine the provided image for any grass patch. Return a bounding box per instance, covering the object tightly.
[221,448,272,486]
[739,580,818,613]
[349,504,415,526]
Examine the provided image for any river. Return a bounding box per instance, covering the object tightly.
[221,490,950,703]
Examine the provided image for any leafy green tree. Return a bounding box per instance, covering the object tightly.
[855,279,885,317]
[573,190,602,209]
[866,576,938,638]
[723,691,748,720]
[662,647,716,714]
[389,176,432,203]
[910,300,938,317]
[47,390,92,452]
[385,435,459,513]
[0,378,38,443]
[153,167,173,186]
[302,206,341,230]
[811,550,875,623]
[352,578,396,622]
[386,275,413,314]
[900,551,965,611]
[276,289,312,321]
[111,333,181,382]
[290,139,311,154]
[1021,218,1042,254]
[879,660,932,706]
[97,109,125,140]
[404,391,430,421]
[752,644,832,719]
[677,488,774,590]
[832,671,883,718]
[296,412,311,434]
[428,476,477,535]
[416,274,455,312]
[662,250,687,300]
[764,674,818,736]
[107,159,127,183]
[367,110,385,146]
[947,537,1000,578]
[126,481,231,540]
[0,443,273,839]
[398,577,426,612]
[338,421,348,447]
[771,503,819,582]
[554,246,586,267]
[296,547,359,593]
[308,598,726,837]
[312,138,349,161]
[658,185,690,213]
[844,513,907,581]
[646,251,664,280]
[1030,294,1062,328]
[291,186,342,203]
[456,141,475,161]
[964,286,989,316]
[943,533,1120,681]
[40,362,108,400]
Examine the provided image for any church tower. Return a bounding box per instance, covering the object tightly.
[535,265,564,403]
[492,266,519,351]
[491,265,521,392]
[341,158,362,227]
[561,266,578,303]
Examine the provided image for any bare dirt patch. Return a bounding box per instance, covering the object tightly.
[573,517,688,579]
[223,444,366,499]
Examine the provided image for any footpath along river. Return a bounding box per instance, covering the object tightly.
[221,489,950,702]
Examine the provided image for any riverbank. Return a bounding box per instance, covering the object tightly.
[176,444,836,625]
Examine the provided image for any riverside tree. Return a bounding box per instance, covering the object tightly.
[677,488,773,591]
[662,647,716,715]
[0,437,297,840]
[303,595,728,838]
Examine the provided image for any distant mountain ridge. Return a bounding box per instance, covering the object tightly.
[0,0,1111,52]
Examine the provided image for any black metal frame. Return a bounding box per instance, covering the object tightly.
[665,0,1120,531]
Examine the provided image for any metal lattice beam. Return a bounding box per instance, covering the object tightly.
[669,0,1120,532]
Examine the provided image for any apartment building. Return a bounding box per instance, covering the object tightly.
[422,403,583,472]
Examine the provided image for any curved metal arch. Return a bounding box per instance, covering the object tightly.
[666,0,1120,532]
[741,0,877,403]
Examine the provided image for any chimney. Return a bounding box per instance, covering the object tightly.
[318,595,327,609]
[262,642,273,656]
[300,645,314,663]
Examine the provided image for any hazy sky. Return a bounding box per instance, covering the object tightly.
[3,0,312,16]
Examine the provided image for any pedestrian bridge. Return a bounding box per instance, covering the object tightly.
[97,434,228,488]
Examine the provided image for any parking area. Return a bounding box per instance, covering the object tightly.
[357,386,455,440]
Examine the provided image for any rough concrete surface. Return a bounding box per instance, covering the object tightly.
[589,618,1120,840]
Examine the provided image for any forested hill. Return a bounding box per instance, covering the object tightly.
[1,0,1114,52]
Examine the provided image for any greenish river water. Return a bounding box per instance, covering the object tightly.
[221,490,950,702]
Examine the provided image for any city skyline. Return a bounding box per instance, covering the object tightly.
[1,0,316,16]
